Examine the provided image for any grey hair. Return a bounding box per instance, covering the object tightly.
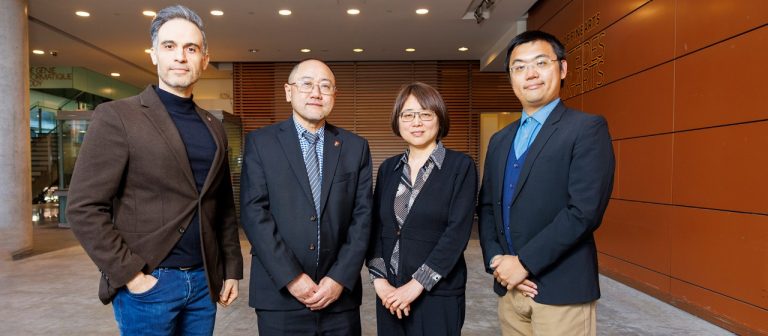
[150,5,207,52]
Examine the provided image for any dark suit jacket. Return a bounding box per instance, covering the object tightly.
[478,101,614,305]
[67,85,243,304]
[240,118,372,312]
[369,149,477,296]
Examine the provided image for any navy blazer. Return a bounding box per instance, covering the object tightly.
[369,149,477,296]
[240,118,373,312]
[478,102,615,305]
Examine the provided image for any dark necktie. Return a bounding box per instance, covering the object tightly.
[302,131,321,214]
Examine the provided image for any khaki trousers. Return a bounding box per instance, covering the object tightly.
[498,289,596,336]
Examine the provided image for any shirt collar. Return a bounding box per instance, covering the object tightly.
[395,141,446,171]
[293,115,325,140]
[521,98,560,126]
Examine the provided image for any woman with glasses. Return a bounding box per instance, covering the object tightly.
[367,82,477,335]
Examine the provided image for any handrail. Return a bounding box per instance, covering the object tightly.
[57,91,86,110]
[30,125,59,146]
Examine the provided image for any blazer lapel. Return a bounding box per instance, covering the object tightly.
[277,119,316,209]
[510,102,565,204]
[319,124,341,216]
[138,86,196,191]
[196,107,223,196]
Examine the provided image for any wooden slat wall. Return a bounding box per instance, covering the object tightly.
[233,60,519,177]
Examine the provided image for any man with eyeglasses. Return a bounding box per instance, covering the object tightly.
[241,58,373,335]
[478,30,615,335]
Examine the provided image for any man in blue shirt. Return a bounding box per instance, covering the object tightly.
[478,30,615,335]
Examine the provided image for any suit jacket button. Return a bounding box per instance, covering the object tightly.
[310,215,317,221]
[395,228,401,236]
[309,243,316,251]
[178,227,185,234]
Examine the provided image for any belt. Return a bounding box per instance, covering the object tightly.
[158,266,200,271]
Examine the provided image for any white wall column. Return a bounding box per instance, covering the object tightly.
[0,0,32,261]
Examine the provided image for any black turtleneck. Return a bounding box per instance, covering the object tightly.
[155,86,216,268]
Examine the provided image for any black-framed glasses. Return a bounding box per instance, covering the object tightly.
[509,57,560,75]
[399,110,436,122]
[288,80,336,95]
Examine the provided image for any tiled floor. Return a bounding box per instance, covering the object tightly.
[0,222,734,336]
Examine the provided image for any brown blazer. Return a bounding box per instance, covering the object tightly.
[67,85,243,304]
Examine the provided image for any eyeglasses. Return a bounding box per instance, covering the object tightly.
[288,80,336,95]
[509,58,560,75]
[399,110,436,122]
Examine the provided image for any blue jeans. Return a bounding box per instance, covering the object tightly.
[112,267,216,336]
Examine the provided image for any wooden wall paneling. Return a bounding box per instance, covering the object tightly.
[582,62,673,139]
[617,134,673,203]
[670,206,768,310]
[592,0,674,89]
[670,279,768,335]
[598,253,671,295]
[672,122,768,215]
[597,200,672,275]
[528,0,574,31]
[582,0,650,41]
[674,26,768,131]
[540,0,584,52]
[676,0,768,57]
[439,62,475,160]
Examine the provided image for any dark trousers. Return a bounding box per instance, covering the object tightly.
[376,294,465,336]
[255,308,361,336]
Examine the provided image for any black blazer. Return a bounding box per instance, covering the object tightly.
[478,102,615,305]
[240,118,373,312]
[369,149,477,296]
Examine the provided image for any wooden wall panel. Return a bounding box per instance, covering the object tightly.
[582,0,650,39]
[676,0,768,57]
[540,0,583,51]
[597,200,672,274]
[583,62,673,139]
[596,0,674,85]
[672,122,768,214]
[671,279,768,335]
[598,253,671,294]
[674,26,768,131]
[528,0,573,30]
[670,207,768,309]
[616,135,673,203]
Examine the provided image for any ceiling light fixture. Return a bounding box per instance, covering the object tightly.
[210,10,224,16]
[248,49,259,53]
[347,9,360,15]
[144,48,152,53]
[405,48,416,52]
[458,47,469,51]
[32,50,45,55]
[75,11,90,17]
[279,9,292,16]
[142,10,156,17]
[110,73,121,77]
[415,8,429,15]
[300,48,311,53]
[353,48,364,53]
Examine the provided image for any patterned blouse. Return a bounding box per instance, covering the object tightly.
[368,142,446,291]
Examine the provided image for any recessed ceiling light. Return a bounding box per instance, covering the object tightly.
[300,48,311,53]
[210,10,224,16]
[75,11,90,17]
[347,9,360,15]
[144,48,152,53]
[415,8,429,15]
[32,49,45,55]
[142,10,156,17]
[110,73,121,77]
[458,47,469,52]
[353,48,364,53]
[279,9,292,16]
[405,48,416,52]
[248,48,259,53]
